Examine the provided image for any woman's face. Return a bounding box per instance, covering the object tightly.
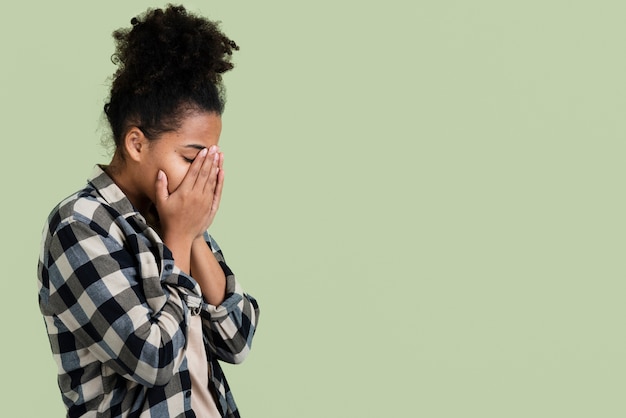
[142,111,222,200]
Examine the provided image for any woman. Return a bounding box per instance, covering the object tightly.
[37,5,259,418]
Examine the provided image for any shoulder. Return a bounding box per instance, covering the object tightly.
[44,183,119,237]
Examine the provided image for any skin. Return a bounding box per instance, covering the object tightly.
[106,110,227,305]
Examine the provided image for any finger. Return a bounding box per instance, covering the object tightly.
[214,152,224,178]
[201,148,220,194]
[179,147,209,192]
[210,168,225,218]
[218,152,224,171]
[194,145,219,190]
[155,170,170,202]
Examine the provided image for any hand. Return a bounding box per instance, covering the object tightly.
[155,146,225,245]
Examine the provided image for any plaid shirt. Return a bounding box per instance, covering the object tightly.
[37,166,259,418]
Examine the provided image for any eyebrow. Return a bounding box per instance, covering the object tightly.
[183,144,206,151]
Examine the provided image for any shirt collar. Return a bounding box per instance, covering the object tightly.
[88,165,144,221]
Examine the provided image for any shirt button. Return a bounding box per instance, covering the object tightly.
[185,391,191,398]
[165,264,173,271]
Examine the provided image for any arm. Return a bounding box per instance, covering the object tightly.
[190,236,226,306]
[42,217,192,387]
[198,234,260,364]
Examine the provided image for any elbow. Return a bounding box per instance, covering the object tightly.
[124,333,183,387]
[103,357,176,388]
[219,345,251,365]
[215,327,257,364]
[151,370,175,387]
[133,362,177,387]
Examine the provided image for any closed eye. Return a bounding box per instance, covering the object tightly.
[183,156,195,163]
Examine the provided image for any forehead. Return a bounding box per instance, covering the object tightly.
[164,112,222,148]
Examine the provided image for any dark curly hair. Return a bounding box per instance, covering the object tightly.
[104,4,238,147]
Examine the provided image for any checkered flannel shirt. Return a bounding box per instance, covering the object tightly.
[37,166,260,418]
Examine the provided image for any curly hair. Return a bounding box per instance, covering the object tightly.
[104,4,239,147]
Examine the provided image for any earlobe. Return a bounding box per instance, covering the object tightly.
[124,127,147,162]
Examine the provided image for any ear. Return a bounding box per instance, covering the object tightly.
[123,127,148,163]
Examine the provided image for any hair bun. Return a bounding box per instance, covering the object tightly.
[111,5,238,92]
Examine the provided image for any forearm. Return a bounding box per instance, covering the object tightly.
[190,236,226,306]
[162,233,192,274]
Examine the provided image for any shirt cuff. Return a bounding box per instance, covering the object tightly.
[201,274,244,321]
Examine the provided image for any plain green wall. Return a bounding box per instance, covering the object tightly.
[1,1,625,416]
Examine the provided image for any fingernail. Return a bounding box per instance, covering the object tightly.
[200,148,208,157]
[157,170,164,180]
[209,145,217,154]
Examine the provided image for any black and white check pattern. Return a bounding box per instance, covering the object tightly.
[38,166,259,418]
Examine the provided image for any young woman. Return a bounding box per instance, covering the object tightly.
[37,5,259,418]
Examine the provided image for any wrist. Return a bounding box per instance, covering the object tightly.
[191,235,211,259]
[163,233,193,274]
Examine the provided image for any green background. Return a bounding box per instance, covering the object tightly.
[1,1,625,416]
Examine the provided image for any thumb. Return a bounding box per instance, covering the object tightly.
[155,170,169,203]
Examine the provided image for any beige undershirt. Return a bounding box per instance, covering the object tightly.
[187,313,221,417]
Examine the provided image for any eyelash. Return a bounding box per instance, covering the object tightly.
[183,157,194,163]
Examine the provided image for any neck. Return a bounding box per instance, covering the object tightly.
[105,153,152,215]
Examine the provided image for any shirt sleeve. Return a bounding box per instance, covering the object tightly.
[41,216,193,388]
[199,234,260,364]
